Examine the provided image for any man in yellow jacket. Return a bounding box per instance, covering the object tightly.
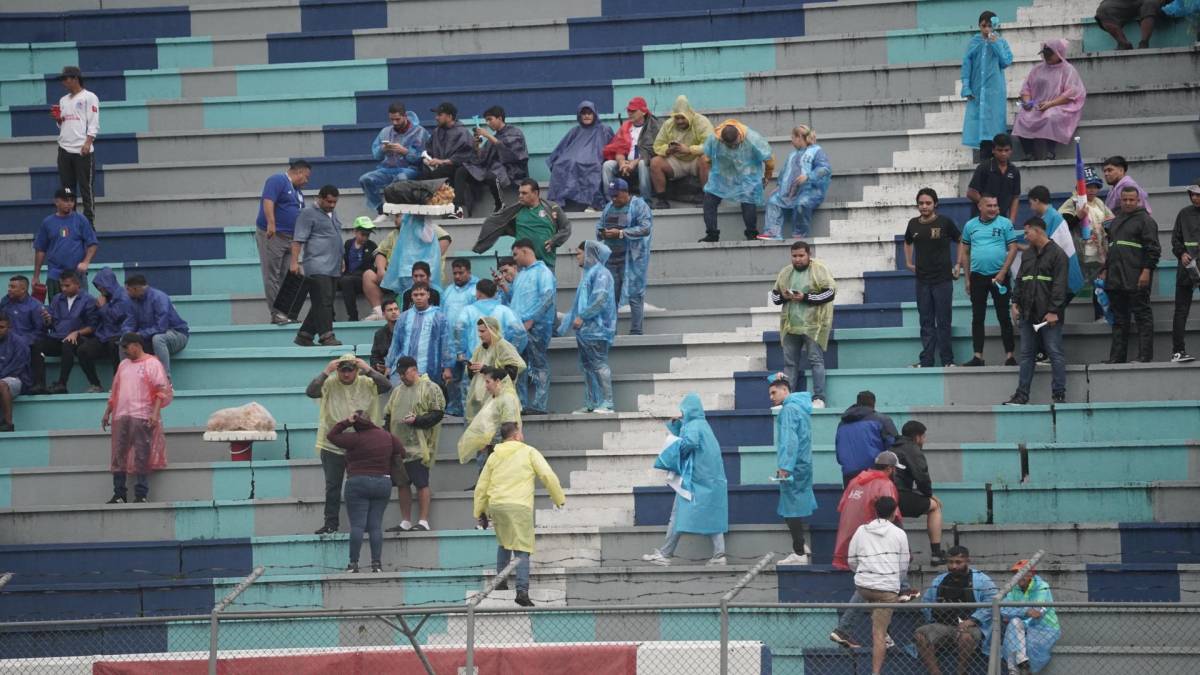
[473,422,565,606]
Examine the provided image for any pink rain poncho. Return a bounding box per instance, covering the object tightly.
[108,355,174,473]
[1011,40,1087,145]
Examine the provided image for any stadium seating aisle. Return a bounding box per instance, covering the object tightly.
[0,0,1198,670]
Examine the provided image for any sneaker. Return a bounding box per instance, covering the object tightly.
[583,207,598,214]
[829,628,862,649]
[743,231,759,241]
[314,524,338,535]
[492,202,507,214]
[963,357,985,367]
[106,495,126,504]
[651,197,671,210]
[48,382,68,394]
[449,206,465,219]
[697,234,720,243]
[1004,356,1018,366]
[811,398,826,410]
[319,334,343,346]
[363,310,385,322]
[413,520,430,531]
[642,551,671,566]
[593,406,616,414]
[1172,352,1195,363]
[756,234,783,241]
[346,563,360,573]
[133,496,148,503]
[930,551,947,566]
[1052,392,1066,404]
[370,562,383,573]
[777,553,810,566]
[86,385,104,394]
[909,363,924,368]
[372,214,392,226]
[0,423,13,432]
[28,385,49,396]
[571,407,592,414]
[294,334,315,347]
[885,633,896,649]
[1035,353,1050,368]
[706,555,727,566]
[898,590,922,602]
[271,313,292,325]
[514,591,535,607]
[476,515,489,530]
[1003,394,1029,406]
[495,580,509,591]
[521,408,548,416]
[387,521,413,533]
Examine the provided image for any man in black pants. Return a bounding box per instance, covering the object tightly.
[958,194,1019,366]
[52,66,100,225]
[1103,187,1161,363]
[1169,182,1200,363]
[29,271,97,395]
[421,102,475,217]
[291,186,345,347]
[891,420,946,565]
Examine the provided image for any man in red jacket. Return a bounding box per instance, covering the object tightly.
[602,96,660,200]
[833,451,903,570]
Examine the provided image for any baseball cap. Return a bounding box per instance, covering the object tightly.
[430,102,458,117]
[54,187,76,201]
[336,353,358,371]
[58,66,82,81]
[875,450,906,470]
[353,216,375,230]
[608,178,629,195]
[1010,559,1034,572]
[1188,179,1200,195]
[1084,167,1103,187]
[626,96,649,114]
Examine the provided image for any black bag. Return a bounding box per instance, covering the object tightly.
[383,179,448,205]
[272,271,308,320]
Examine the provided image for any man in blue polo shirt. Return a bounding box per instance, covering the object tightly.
[256,160,311,325]
[32,187,98,298]
[958,194,1020,367]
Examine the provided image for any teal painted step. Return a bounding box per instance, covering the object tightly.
[739,442,1028,485]
[157,37,213,70]
[914,0,1033,30]
[235,60,388,98]
[1082,18,1197,53]
[641,38,776,79]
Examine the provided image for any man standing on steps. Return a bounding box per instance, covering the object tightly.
[768,374,817,566]
[292,186,345,347]
[890,420,946,564]
[1169,181,1200,363]
[384,355,445,533]
[967,134,1021,224]
[1007,217,1069,405]
[509,239,556,415]
[559,240,616,414]
[1102,155,1152,216]
[843,496,910,675]
[596,178,654,335]
[835,390,899,488]
[958,194,1019,367]
[307,354,391,535]
[256,160,310,325]
[832,451,902,571]
[52,66,100,226]
[699,120,774,243]
[32,187,98,299]
[102,333,173,504]
[771,241,835,408]
[1102,187,1161,363]
[904,187,961,368]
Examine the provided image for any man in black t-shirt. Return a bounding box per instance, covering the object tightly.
[904,188,961,367]
[967,133,1021,223]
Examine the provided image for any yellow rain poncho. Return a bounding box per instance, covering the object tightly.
[773,259,837,350]
[314,355,384,456]
[457,385,522,464]
[464,317,526,422]
[652,95,714,162]
[384,373,446,467]
[472,439,566,553]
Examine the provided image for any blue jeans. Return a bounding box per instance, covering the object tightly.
[497,547,531,592]
[916,279,955,366]
[605,248,644,335]
[344,474,392,565]
[578,337,613,410]
[360,166,420,212]
[763,202,814,239]
[1016,318,1065,397]
[445,361,466,416]
[659,501,725,558]
[519,331,550,413]
[602,160,652,199]
[150,329,188,379]
[781,332,826,401]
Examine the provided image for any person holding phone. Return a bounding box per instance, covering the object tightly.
[359,103,429,222]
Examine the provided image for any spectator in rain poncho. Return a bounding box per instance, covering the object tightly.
[649,95,715,209]
[463,317,526,424]
[767,374,817,566]
[1000,562,1061,674]
[641,393,730,566]
[762,125,832,240]
[559,240,616,414]
[456,280,528,363]
[458,366,523,474]
[385,283,453,389]
[596,178,654,335]
[960,11,1013,157]
[547,100,614,211]
[384,355,445,533]
[359,105,428,217]
[701,120,775,243]
[102,333,173,503]
[440,259,478,416]
[509,239,557,414]
[1011,40,1087,161]
[381,214,443,296]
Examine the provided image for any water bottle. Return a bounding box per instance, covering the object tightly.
[1094,278,1114,325]
[994,278,1008,295]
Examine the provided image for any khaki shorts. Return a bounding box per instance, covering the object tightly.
[916,621,983,647]
[666,155,702,177]
[857,587,900,635]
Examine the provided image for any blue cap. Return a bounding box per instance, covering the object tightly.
[1084,167,1103,187]
[608,178,629,195]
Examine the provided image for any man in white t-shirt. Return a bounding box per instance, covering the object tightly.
[51,66,100,225]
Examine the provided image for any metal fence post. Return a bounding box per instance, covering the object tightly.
[987,550,1044,675]
[208,566,265,675]
[464,557,520,675]
[719,552,775,675]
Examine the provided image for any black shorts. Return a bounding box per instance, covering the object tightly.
[1095,0,1164,25]
[899,491,932,518]
[394,459,430,489]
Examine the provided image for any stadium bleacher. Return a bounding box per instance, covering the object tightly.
[0,0,1198,671]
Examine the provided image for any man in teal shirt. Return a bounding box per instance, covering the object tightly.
[473,179,571,271]
[957,194,1019,367]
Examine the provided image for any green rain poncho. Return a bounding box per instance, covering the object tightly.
[315,357,384,456]
[464,317,526,422]
[384,373,446,467]
[773,258,837,350]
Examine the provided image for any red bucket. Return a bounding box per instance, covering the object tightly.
[229,441,253,462]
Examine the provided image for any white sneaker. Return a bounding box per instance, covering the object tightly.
[415,520,431,531]
[706,555,727,566]
[1172,352,1195,363]
[571,407,592,414]
[593,406,615,414]
[885,633,896,649]
[642,551,671,566]
[372,214,392,226]
[811,399,826,409]
[777,553,810,566]
[363,310,385,322]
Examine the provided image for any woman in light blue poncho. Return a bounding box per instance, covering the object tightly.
[961,11,1013,157]
[762,125,832,240]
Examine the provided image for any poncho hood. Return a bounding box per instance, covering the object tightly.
[582,239,611,268]
[679,392,706,423]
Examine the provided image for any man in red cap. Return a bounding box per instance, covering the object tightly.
[602,97,661,201]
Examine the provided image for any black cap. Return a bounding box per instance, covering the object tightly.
[430,102,457,117]
[54,187,76,201]
[59,66,82,81]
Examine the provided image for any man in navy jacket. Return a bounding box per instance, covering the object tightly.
[834,390,899,487]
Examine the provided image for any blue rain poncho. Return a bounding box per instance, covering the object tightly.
[510,260,557,343]
[382,214,443,294]
[595,196,653,308]
[371,111,428,173]
[457,297,528,357]
[441,275,478,336]
[775,391,817,518]
[960,33,1013,148]
[547,100,614,208]
[559,240,616,343]
[770,144,832,211]
[1001,575,1060,673]
[653,393,729,535]
[703,120,774,206]
[385,305,453,383]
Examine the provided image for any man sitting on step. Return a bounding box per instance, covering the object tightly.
[890,421,946,564]
[914,546,997,675]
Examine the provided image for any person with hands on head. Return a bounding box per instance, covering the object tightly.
[102,333,173,504]
[958,194,1019,367]
[33,187,98,299]
[1169,181,1200,363]
[768,374,817,566]
[383,355,445,533]
[1101,186,1161,363]
[771,241,835,408]
[29,270,97,395]
[307,354,391,535]
[256,160,310,325]
[0,316,31,433]
[325,409,404,573]
[1006,217,1069,404]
